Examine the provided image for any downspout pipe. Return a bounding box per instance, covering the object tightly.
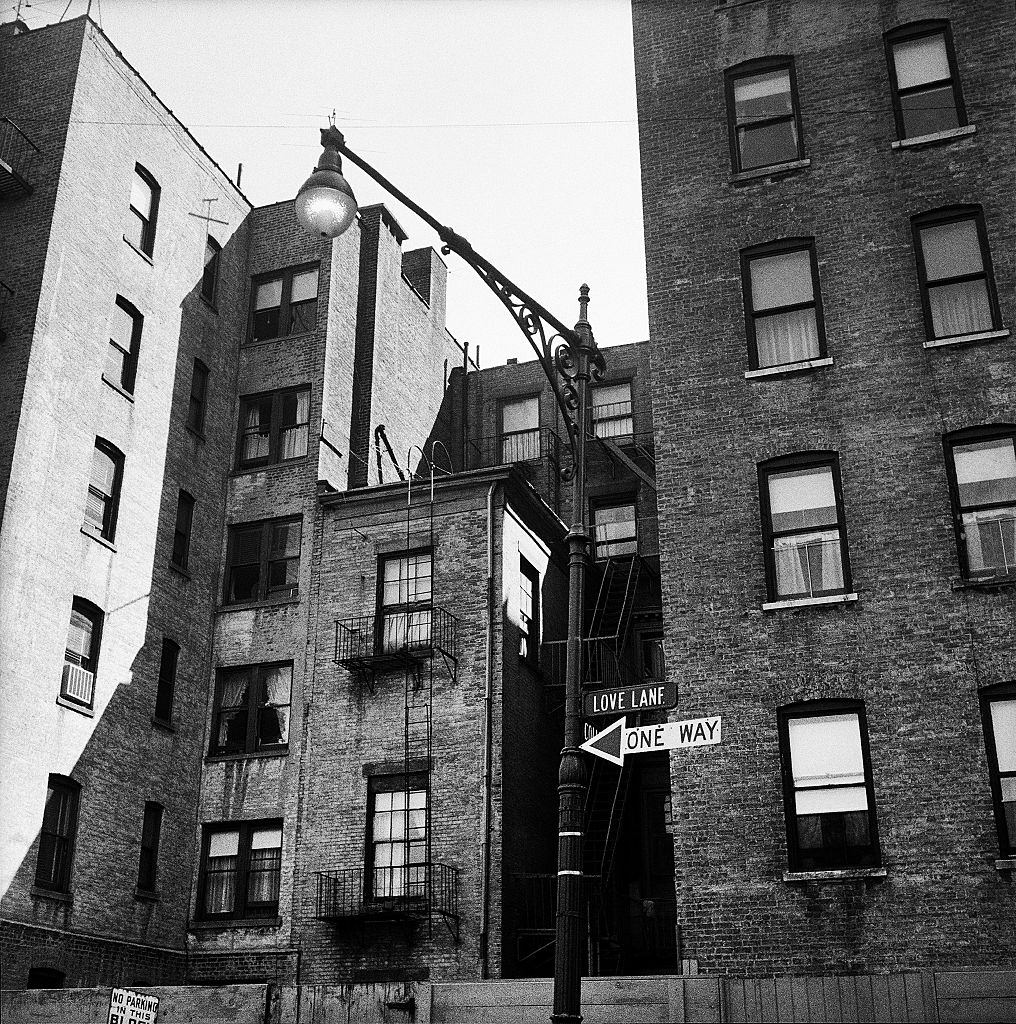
[479,480,499,978]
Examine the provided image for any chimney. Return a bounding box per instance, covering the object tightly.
[0,18,30,37]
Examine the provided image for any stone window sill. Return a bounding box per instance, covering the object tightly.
[242,330,315,351]
[762,592,858,612]
[951,575,1016,592]
[123,236,155,265]
[994,858,1015,872]
[715,0,765,12]
[218,594,301,613]
[923,328,1009,350]
[81,525,116,552]
[783,867,886,883]
[892,124,976,150]
[745,356,832,379]
[188,916,282,932]
[31,886,73,903]
[56,694,95,717]
[101,374,136,402]
[205,747,288,764]
[200,295,218,315]
[730,158,810,185]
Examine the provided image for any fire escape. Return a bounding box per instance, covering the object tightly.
[0,116,40,200]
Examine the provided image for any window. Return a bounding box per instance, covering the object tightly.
[211,663,292,755]
[250,265,319,342]
[62,598,102,708]
[154,638,178,724]
[592,383,633,439]
[35,775,80,892]
[519,557,539,663]
[886,22,965,140]
[137,802,163,893]
[500,395,540,462]
[778,702,879,871]
[726,58,803,172]
[639,632,666,682]
[760,454,851,602]
[912,208,1000,341]
[379,551,432,652]
[592,502,637,559]
[944,428,1016,582]
[125,163,159,256]
[981,684,1016,857]
[237,388,311,468]
[742,239,824,369]
[82,439,124,542]
[104,296,143,394]
[368,774,427,900]
[171,490,194,571]
[225,517,302,603]
[198,821,282,920]
[201,236,221,306]
[187,360,209,435]
[26,967,65,989]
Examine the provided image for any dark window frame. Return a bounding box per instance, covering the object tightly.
[741,237,826,370]
[365,771,429,903]
[375,548,433,653]
[201,236,221,308]
[758,451,853,602]
[104,295,143,395]
[884,20,966,141]
[725,56,805,173]
[778,699,881,871]
[210,661,293,756]
[224,516,303,604]
[980,682,1016,858]
[64,596,103,678]
[83,438,124,543]
[236,386,312,469]
[591,380,634,439]
[154,637,179,725]
[519,555,540,665]
[196,819,283,922]
[35,774,80,893]
[248,263,320,344]
[911,206,1001,342]
[591,497,639,561]
[171,490,195,572]
[943,425,1016,582]
[187,359,209,435]
[137,801,163,894]
[125,163,160,257]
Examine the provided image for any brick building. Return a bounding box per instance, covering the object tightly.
[634,0,1015,976]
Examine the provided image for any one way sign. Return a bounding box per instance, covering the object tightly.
[580,715,722,766]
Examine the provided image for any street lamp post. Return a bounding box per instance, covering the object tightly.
[295,127,605,1023]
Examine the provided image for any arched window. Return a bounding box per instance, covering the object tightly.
[83,438,124,543]
[980,683,1016,857]
[125,163,160,256]
[725,56,804,172]
[104,295,143,395]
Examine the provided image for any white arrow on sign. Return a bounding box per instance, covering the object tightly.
[580,715,722,766]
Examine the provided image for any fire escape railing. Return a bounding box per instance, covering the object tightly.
[0,117,41,199]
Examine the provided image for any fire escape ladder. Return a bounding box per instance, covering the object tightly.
[615,555,643,657]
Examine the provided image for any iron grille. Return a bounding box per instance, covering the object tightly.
[316,862,459,924]
[334,606,458,667]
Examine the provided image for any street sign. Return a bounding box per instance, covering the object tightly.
[581,714,722,766]
[108,988,159,1024]
[583,680,677,718]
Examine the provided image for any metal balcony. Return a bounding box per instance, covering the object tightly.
[0,118,40,199]
[334,606,458,682]
[463,426,564,512]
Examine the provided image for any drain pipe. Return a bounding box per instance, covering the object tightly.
[479,480,499,978]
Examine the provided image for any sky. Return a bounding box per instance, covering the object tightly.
[12,0,648,368]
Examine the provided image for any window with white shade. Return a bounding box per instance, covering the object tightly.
[83,439,124,543]
[886,22,965,140]
[104,296,142,394]
[501,395,540,462]
[742,240,824,369]
[592,383,633,439]
[760,455,851,602]
[726,59,803,171]
[945,429,1016,582]
[125,164,159,256]
[912,209,999,341]
[981,685,1016,857]
[379,551,432,652]
[779,703,879,871]
[593,501,638,560]
[250,265,319,342]
[198,821,282,920]
[368,774,428,900]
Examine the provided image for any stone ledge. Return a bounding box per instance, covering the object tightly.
[924,328,1010,349]
[730,157,810,184]
[762,592,858,612]
[745,356,832,379]
[783,867,886,883]
[892,124,976,149]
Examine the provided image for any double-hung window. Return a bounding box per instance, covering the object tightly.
[154,638,178,725]
[237,387,311,468]
[368,774,428,900]
[912,208,1000,342]
[137,801,163,894]
[198,821,282,920]
[83,439,124,543]
[62,598,102,708]
[125,164,159,256]
[500,395,540,462]
[592,501,638,560]
[104,296,143,394]
[944,428,1016,582]
[225,517,302,603]
[379,551,432,653]
[592,383,633,439]
[885,22,965,141]
[187,360,209,435]
[35,775,80,893]
[211,663,292,755]
[250,265,319,342]
[779,702,880,871]
[171,490,195,572]
[519,556,539,664]
[726,58,803,172]
[201,236,221,307]
[759,454,851,602]
[742,239,824,370]
[981,684,1016,858]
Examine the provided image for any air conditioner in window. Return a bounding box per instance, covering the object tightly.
[61,662,95,707]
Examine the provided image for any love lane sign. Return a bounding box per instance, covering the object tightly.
[580,714,722,766]
[583,680,677,718]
